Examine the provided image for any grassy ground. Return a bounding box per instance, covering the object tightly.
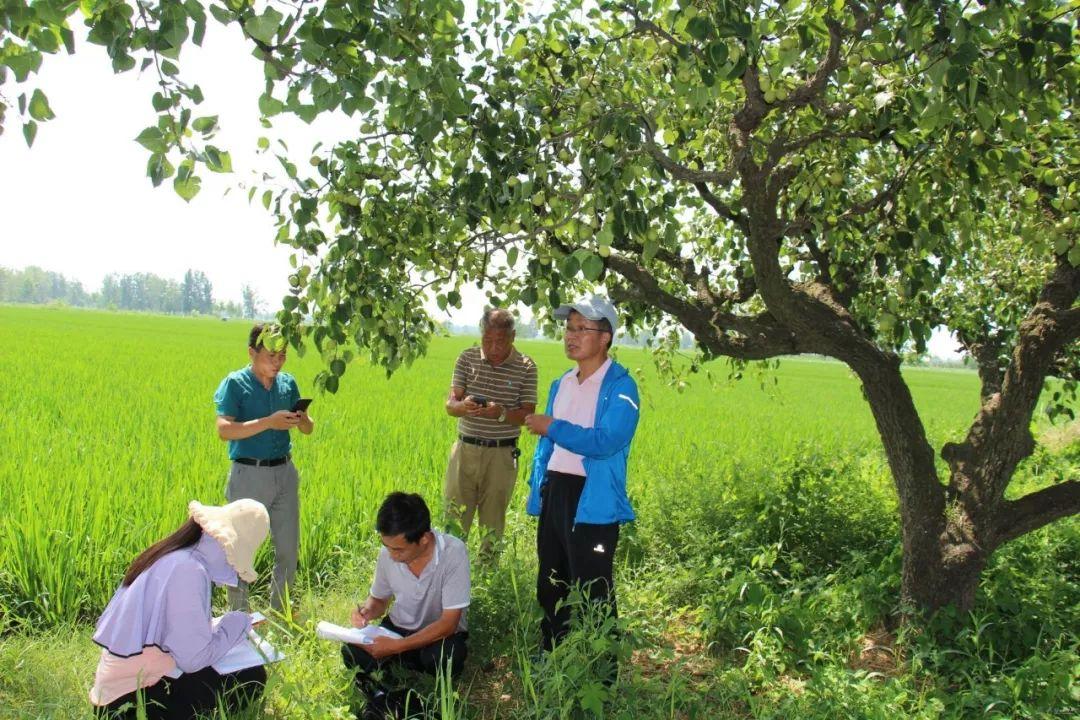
[0,305,1076,719]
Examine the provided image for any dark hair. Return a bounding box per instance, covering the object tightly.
[122,518,202,586]
[376,492,432,544]
[248,323,282,350]
[480,308,515,333]
[597,318,614,351]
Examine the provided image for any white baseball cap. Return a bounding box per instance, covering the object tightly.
[553,295,618,333]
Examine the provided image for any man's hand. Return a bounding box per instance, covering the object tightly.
[350,606,370,628]
[524,413,554,436]
[265,409,301,430]
[466,399,503,420]
[360,635,402,659]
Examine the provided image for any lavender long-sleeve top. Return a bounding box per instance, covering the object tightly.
[92,533,251,673]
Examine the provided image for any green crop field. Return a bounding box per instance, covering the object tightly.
[0,305,1075,720]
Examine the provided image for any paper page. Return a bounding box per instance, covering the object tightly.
[316,620,403,645]
[210,630,284,674]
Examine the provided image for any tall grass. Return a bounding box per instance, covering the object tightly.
[0,305,1074,720]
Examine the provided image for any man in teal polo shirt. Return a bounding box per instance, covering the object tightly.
[214,323,314,612]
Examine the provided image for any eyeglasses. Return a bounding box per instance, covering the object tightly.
[564,324,606,335]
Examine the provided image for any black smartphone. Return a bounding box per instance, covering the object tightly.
[292,398,313,413]
[470,395,489,407]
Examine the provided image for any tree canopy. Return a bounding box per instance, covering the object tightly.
[3,0,1078,612]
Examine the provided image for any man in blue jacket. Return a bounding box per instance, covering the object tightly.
[524,296,640,651]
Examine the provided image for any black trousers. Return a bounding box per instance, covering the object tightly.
[341,618,468,697]
[536,471,620,650]
[94,665,266,720]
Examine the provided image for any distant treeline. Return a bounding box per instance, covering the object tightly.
[0,265,257,318]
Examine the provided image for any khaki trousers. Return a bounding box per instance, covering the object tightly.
[443,440,518,552]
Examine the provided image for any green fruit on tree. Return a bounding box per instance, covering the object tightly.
[602,134,617,148]
[598,245,611,257]
[971,129,986,146]
[828,171,843,187]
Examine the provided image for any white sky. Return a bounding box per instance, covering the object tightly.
[0,16,960,358]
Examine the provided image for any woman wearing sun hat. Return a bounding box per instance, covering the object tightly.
[89,498,270,719]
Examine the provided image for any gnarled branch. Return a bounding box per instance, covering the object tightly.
[994,480,1080,547]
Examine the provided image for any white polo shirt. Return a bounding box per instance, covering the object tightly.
[370,531,470,632]
[547,358,612,477]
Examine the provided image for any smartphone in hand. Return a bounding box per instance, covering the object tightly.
[292,398,313,413]
[470,395,489,407]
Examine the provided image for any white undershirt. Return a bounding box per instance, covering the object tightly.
[547,359,612,476]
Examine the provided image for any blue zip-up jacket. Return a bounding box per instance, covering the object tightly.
[526,360,640,524]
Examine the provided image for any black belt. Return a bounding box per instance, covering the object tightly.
[459,435,517,448]
[234,455,290,467]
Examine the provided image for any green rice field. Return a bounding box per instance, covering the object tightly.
[0,305,1075,719]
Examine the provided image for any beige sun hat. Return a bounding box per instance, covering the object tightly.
[188,499,270,583]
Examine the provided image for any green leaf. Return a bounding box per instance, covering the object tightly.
[152,92,172,112]
[192,115,218,133]
[28,89,55,122]
[209,5,233,24]
[951,41,979,66]
[259,93,285,117]
[173,173,201,202]
[707,41,728,67]
[325,374,340,394]
[643,240,659,263]
[244,7,284,45]
[135,127,168,153]
[578,681,606,717]
[330,358,346,377]
[204,146,232,173]
[22,121,37,148]
[507,32,527,57]
[686,17,713,42]
[147,152,175,187]
[581,252,604,281]
[1017,41,1035,64]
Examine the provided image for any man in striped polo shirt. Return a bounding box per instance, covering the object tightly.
[444,308,538,556]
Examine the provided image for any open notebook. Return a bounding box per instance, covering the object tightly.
[316,620,403,645]
[165,613,284,678]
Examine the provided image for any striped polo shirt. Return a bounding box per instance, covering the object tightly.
[452,346,538,441]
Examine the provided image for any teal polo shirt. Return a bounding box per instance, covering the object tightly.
[214,366,301,461]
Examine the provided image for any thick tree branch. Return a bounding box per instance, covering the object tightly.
[944,259,1080,504]
[619,3,707,64]
[644,135,737,186]
[605,253,806,359]
[994,480,1080,546]
[694,182,748,233]
[768,128,880,167]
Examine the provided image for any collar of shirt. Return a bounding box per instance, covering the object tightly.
[576,357,612,386]
[480,347,518,367]
[387,530,446,580]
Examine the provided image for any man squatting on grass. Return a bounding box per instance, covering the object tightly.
[444,308,538,556]
[342,492,471,718]
[525,296,641,652]
[214,323,314,612]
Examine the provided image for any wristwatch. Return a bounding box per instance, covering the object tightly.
[497,407,507,423]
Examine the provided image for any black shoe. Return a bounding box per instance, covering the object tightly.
[361,690,394,720]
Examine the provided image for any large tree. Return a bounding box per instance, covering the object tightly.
[3,0,1077,612]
